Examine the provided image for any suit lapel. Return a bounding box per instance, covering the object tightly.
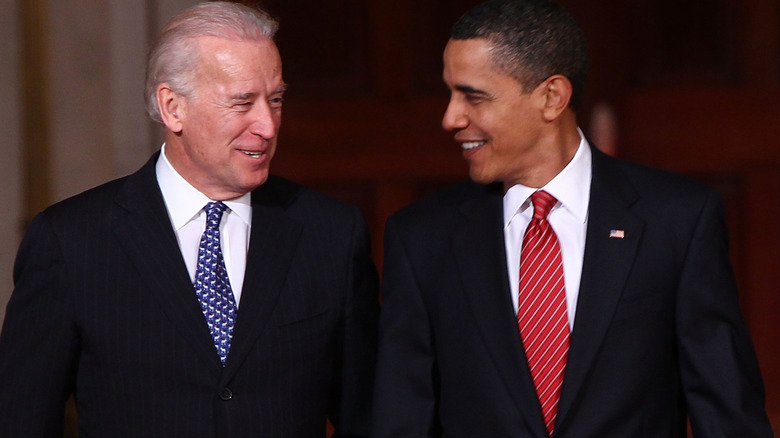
[112,162,304,375]
[221,178,303,380]
[111,154,221,370]
[556,149,644,427]
[451,183,549,437]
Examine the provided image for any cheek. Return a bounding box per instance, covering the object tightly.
[215,119,250,143]
[473,108,506,136]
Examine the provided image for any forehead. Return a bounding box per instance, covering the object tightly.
[193,36,282,85]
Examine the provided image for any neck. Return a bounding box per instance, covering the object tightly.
[503,123,581,192]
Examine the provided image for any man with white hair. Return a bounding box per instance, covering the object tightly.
[0,3,378,437]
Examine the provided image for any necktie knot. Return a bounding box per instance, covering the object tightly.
[204,201,228,230]
[530,190,557,220]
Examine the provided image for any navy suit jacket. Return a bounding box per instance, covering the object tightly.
[372,147,772,437]
[0,153,379,437]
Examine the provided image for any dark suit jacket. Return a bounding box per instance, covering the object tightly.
[0,153,379,438]
[372,147,772,437]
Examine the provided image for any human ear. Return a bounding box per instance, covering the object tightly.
[157,84,185,134]
[540,75,573,121]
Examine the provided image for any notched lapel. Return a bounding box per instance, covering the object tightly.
[452,185,548,436]
[221,180,303,379]
[111,156,222,369]
[556,151,645,428]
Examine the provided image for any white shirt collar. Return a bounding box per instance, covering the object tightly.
[503,129,592,227]
[155,143,252,230]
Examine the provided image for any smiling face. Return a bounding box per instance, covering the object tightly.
[442,38,555,189]
[160,36,285,200]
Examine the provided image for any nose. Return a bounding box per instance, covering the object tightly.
[249,103,280,140]
[441,96,468,132]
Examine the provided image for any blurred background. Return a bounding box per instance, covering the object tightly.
[1,0,777,434]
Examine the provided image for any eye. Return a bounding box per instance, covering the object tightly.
[269,96,284,109]
[464,93,485,104]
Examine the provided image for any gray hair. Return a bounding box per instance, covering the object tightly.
[145,1,279,123]
[452,0,588,110]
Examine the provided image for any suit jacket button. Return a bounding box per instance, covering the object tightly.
[219,387,233,401]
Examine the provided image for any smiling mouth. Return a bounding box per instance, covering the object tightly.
[241,150,264,158]
[461,141,486,150]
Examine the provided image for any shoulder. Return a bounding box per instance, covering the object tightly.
[594,149,717,203]
[36,174,135,228]
[261,174,363,222]
[387,179,501,234]
[37,154,158,225]
[592,150,725,230]
[391,179,469,219]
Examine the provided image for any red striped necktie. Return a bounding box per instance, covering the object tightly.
[517,190,570,436]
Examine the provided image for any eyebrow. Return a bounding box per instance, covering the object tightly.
[228,84,287,102]
[454,84,491,98]
[230,92,257,101]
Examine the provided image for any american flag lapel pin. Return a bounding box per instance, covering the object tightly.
[609,229,625,239]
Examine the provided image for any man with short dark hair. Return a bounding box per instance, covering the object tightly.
[372,1,772,436]
[0,3,378,437]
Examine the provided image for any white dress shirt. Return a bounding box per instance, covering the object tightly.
[503,131,592,330]
[155,144,251,306]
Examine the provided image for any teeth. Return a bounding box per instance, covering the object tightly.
[461,141,485,150]
[242,151,264,158]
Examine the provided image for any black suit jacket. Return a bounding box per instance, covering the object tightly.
[372,147,772,437]
[0,153,379,437]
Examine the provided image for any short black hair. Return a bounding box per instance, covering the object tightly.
[452,0,589,110]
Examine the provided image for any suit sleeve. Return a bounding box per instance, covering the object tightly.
[0,213,80,437]
[329,208,380,438]
[675,190,773,437]
[371,216,439,438]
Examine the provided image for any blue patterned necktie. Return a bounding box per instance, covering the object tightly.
[194,201,237,365]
